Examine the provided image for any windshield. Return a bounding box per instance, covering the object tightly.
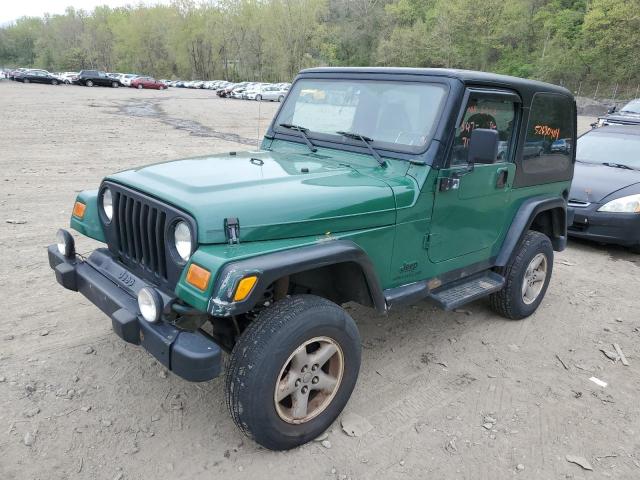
[274,79,448,153]
[577,131,640,168]
[620,100,640,114]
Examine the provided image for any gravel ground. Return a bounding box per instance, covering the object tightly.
[0,81,638,480]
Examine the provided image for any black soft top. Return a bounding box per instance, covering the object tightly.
[300,67,572,99]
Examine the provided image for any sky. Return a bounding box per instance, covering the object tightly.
[0,0,171,25]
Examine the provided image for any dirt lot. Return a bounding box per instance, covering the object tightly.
[0,81,638,480]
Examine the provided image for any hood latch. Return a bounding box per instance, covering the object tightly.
[225,217,240,244]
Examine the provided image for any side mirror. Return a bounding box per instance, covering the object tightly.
[608,105,616,114]
[468,128,499,165]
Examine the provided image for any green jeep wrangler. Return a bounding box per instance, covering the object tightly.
[49,67,576,450]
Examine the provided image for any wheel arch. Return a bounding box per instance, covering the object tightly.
[496,196,567,267]
[208,240,386,316]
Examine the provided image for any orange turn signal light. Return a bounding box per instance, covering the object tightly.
[72,201,86,219]
[233,276,258,302]
[186,264,211,291]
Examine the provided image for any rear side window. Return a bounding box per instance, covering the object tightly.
[522,93,574,176]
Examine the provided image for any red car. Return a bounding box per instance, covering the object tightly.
[130,77,167,90]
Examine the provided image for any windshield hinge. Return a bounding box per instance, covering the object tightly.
[225,217,240,244]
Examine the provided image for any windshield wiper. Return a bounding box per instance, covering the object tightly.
[602,162,636,171]
[336,131,387,168]
[279,123,317,153]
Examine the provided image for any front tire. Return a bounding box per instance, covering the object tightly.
[489,231,553,320]
[112,81,119,88]
[85,80,93,87]
[225,295,361,450]
[51,79,58,85]
[137,84,143,89]
[23,78,30,84]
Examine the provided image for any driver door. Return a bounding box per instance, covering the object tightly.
[428,89,519,264]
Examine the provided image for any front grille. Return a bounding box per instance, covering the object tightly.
[113,191,168,279]
[100,181,197,290]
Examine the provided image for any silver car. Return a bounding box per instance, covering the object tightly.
[258,85,290,102]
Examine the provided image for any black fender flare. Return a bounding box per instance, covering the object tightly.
[208,240,386,316]
[496,196,567,267]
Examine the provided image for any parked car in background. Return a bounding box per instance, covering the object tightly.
[568,125,640,252]
[593,99,640,127]
[551,138,572,154]
[57,72,78,84]
[120,74,139,87]
[130,76,167,90]
[15,69,61,85]
[76,70,122,88]
[259,84,290,102]
[8,68,28,80]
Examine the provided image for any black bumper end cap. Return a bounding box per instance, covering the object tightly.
[55,262,78,291]
[111,308,141,345]
[171,331,222,382]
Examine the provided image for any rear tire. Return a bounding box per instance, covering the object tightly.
[23,78,30,84]
[51,79,58,85]
[490,231,553,320]
[111,81,119,88]
[137,84,143,89]
[278,95,284,102]
[226,295,361,451]
[256,94,262,101]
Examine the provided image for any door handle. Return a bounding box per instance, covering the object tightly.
[496,168,509,188]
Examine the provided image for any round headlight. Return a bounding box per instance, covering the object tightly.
[138,287,162,323]
[102,188,113,221]
[174,221,192,262]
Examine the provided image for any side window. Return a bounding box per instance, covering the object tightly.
[523,93,574,175]
[450,96,516,166]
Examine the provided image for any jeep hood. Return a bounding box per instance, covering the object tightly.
[107,151,398,243]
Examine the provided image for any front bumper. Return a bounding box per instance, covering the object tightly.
[48,245,222,382]
[568,204,640,247]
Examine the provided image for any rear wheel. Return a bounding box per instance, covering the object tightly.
[278,95,284,102]
[111,81,119,88]
[226,295,361,450]
[256,94,262,101]
[490,231,553,320]
[137,84,143,89]
[85,80,94,87]
[51,79,58,85]
[23,78,30,84]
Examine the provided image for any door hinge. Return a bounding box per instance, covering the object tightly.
[423,234,431,250]
[424,233,440,250]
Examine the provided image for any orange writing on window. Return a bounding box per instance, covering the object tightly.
[534,124,560,141]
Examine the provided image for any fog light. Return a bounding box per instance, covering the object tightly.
[137,287,163,323]
[56,229,75,258]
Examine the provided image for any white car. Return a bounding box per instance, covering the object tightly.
[120,74,139,87]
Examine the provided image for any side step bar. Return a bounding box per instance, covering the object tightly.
[428,271,505,311]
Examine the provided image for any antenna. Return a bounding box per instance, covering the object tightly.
[257,89,261,149]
